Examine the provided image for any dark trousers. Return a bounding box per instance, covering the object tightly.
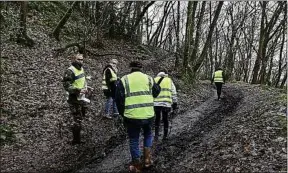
[69,103,86,143]
[215,82,223,99]
[124,118,153,161]
[154,106,171,139]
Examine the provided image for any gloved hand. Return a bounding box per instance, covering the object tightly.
[172,102,178,111]
[74,88,81,95]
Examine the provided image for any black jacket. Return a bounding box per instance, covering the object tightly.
[102,65,117,97]
[115,70,161,117]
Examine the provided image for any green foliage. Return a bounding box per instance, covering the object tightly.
[0,124,15,146]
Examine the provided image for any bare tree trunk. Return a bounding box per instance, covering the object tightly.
[193,1,224,73]
[174,1,181,68]
[209,2,214,78]
[280,72,287,88]
[215,26,219,68]
[251,2,267,84]
[251,2,285,84]
[157,2,174,47]
[128,1,155,37]
[108,2,116,38]
[190,1,206,66]
[182,1,197,75]
[149,2,171,46]
[265,55,273,85]
[17,1,34,47]
[0,2,5,23]
[52,1,79,41]
[146,11,150,43]
[275,28,286,87]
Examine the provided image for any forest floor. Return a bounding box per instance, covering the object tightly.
[1,35,287,172]
[1,4,287,173]
[76,83,287,173]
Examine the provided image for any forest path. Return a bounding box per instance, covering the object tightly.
[76,84,243,173]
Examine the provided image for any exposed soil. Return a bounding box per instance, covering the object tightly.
[1,22,214,172]
[75,84,287,173]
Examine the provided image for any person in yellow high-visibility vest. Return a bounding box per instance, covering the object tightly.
[211,67,225,100]
[102,58,119,119]
[62,54,87,145]
[115,61,160,173]
[154,71,178,141]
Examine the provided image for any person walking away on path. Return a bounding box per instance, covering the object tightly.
[115,61,160,173]
[102,58,119,119]
[62,54,88,145]
[211,67,225,100]
[154,71,178,141]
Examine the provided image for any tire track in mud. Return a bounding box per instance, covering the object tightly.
[150,86,244,172]
[75,85,243,173]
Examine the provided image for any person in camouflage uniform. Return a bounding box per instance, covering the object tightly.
[62,54,87,145]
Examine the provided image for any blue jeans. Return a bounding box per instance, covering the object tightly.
[104,97,118,116]
[125,118,153,160]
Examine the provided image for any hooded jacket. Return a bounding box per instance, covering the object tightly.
[154,72,177,107]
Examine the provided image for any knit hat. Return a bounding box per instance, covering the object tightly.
[129,61,142,69]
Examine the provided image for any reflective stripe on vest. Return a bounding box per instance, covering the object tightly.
[214,70,223,83]
[68,66,85,89]
[102,67,117,90]
[154,77,172,103]
[121,72,154,119]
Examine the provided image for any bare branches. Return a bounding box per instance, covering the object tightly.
[128,1,155,36]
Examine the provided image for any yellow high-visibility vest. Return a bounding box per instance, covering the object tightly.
[102,67,117,90]
[68,66,85,89]
[214,70,224,83]
[154,77,172,103]
[121,72,154,119]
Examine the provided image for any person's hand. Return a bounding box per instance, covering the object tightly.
[80,89,87,94]
[74,89,81,95]
[172,102,178,110]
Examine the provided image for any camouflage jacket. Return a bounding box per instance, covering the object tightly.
[62,63,84,104]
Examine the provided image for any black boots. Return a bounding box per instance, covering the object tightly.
[155,127,168,141]
[154,126,159,141]
[163,128,168,140]
[129,158,142,173]
[72,126,81,145]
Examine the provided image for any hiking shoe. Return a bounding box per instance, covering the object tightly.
[144,147,153,168]
[113,113,120,117]
[129,159,142,173]
[103,114,112,119]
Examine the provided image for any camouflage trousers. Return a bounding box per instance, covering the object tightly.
[68,103,87,143]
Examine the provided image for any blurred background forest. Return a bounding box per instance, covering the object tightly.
[1,1,287,86]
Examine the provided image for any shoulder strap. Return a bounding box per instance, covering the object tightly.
[157,77,165,85]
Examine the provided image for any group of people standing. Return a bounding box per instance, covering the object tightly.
[63,53,225,172]
[62,54,179,172]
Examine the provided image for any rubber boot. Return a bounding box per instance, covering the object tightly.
[144,147,153,168]
[72,126,81,145]
[129,158,142,173]
[163,128,168,141]
[154,126,159,141]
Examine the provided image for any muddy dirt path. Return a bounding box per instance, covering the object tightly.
[75,85,243,173]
